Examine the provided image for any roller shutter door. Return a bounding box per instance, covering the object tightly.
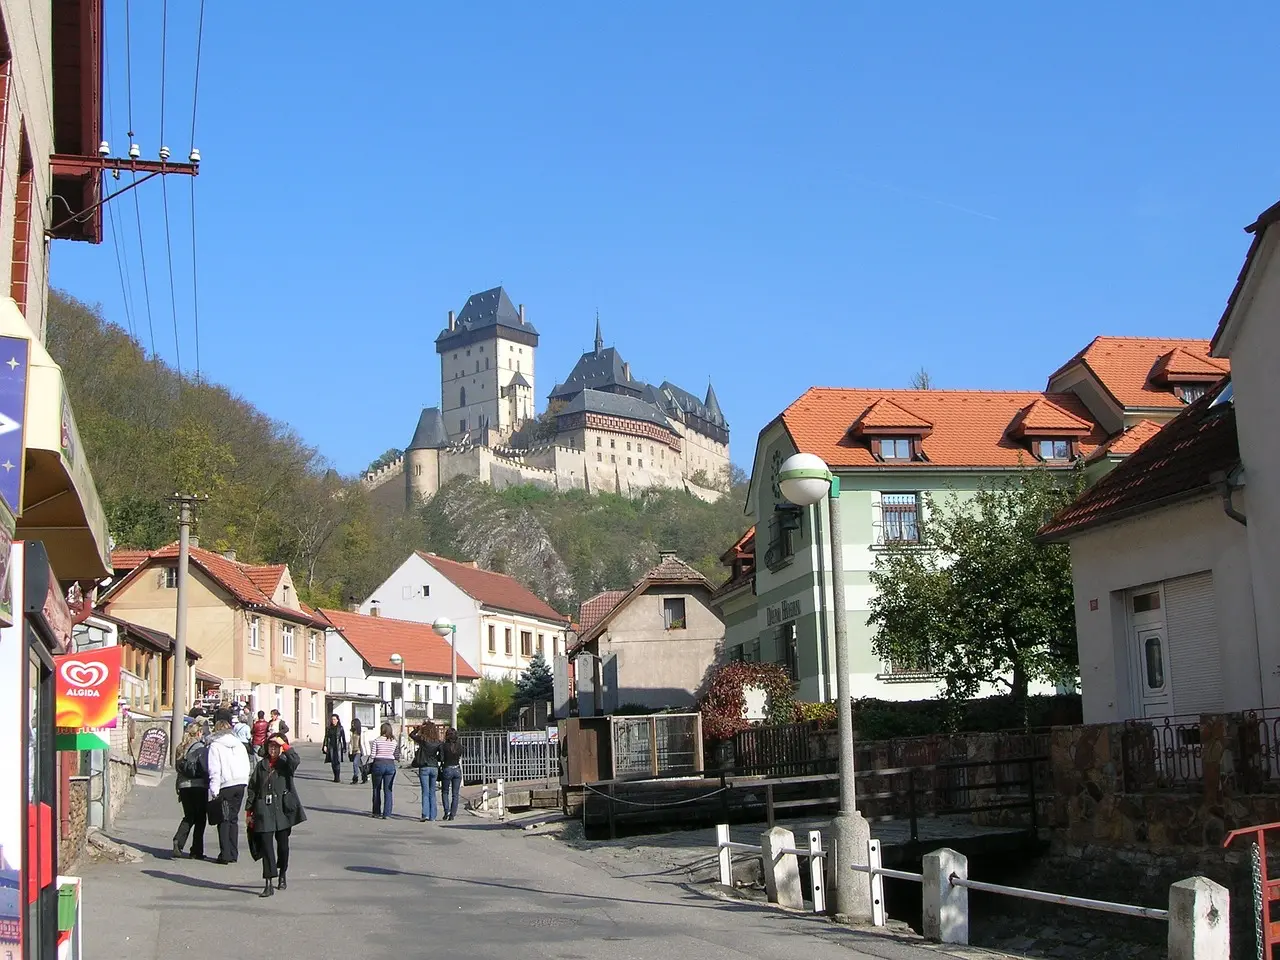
[1165,571,1225,716]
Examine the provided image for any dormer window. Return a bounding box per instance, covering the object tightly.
[1174,384,1208,404]
[1036,439,1072,461]
[877,438,914,461]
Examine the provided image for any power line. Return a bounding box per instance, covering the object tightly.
[130,173,156,359]
[159,0,169,147]
[189,176,201,381]
[102,25,137,342]
[106,193,136,343]
[161,176,181,375]
[124,0,135,139]
[190,0,205,148]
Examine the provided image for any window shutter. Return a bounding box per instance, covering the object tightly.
[1164,572,1224,716]
[870,491,883,545]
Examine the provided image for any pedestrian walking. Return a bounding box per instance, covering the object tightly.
[409,722,442,822]
[439,727,463,821]
[206,708,252,864]
[267,709,282,736]
[368,722,399,819]
[251,711,270,749]
[349,717,368,784]
[232,712,253,756]
[246,734,306,898]
[172,722,210,859]
[322,715,347,783]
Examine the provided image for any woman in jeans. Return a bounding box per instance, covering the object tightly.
[349,717,368,784]
[368,722,398,819]
[410,722,442,822]
[439,727,463,821]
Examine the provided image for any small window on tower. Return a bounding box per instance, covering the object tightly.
[596,453,602,462]
[596,437,602,447]
[610,439,616,449]
[638,459,644,468]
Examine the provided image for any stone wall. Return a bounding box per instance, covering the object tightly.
[108,751,136,825]
[60,776,89,870]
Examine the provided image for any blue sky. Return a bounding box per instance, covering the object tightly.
[51,3,1280,476]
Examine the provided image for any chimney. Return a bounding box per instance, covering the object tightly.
[223,549,236,561]
[659,550,677,561]
[518,304,525,325]
[347,601,360,613]
[448,309,456,332]
[189,536,199,548]
[370,600,381,618]
[622,361,632,382]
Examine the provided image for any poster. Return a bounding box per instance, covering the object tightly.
[55,646,121,730]
[135,727,168,774]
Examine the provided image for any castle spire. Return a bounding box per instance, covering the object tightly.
[594,312,604,356]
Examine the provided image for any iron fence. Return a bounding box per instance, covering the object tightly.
[611,714,702,778]
[1121,716,1205,790]
[457,728,559,784]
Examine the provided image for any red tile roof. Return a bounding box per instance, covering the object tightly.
[719,526,756,565]
[110,550,150,573]
[571,554,713,650]
[778,389,1107,469]
[578,590,629,635]
[1008,398,1094,437]
[1039,383,1238,540]
[107,544,326,627]
[415,552,569,623]
[1150,347,1229,383]
[1085,419,1165,463]
[1048,337,1228,410]
[850,397,933,433]
[320,608,479,679]
[245,565,287,598]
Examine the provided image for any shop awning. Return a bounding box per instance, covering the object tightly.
[0,299,110,580]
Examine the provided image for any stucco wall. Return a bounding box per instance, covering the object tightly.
[596,585,724,708]
[1065,496,1257,724]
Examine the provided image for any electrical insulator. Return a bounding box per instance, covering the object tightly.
[128,143,140,160]
[159,146,171,161]
[97,140,110,157]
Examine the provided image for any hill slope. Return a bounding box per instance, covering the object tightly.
[47,290,752,613]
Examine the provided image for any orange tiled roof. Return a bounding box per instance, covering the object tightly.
[1086,420,1165,463]
[850,397,933,433]
[1040,382,1238,539]
[719,526,756,565]
[779,389,1107,469]
[1049,337,1228,410]
[1008,398,1094,436]
[1150,347,1229,382]
[415,552,569,623]
[110,550,151,573]
[321,608,479,680]
[245,565,287,598]
[578,590,629,636]
[572,554,713,650]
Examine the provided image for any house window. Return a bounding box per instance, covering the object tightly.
[488,625,496,653]
[310,692,318,721]
[765,508,800,570]
[521,631,533,657]
[778,622,799,681]
[596,452,602,462]
[1036,439,1072,461]
[379,680,386,700]
[1144,636,1165,688]
[423,585,430,597]
[882,493,920,543]
[282,625,296,659]
[1175,384,1208,404]
[505,628,513,655]
[308,631,319,663]
[663,597,687,630]
[877,438,913,461]
[1133,592,1161,614]
[249,616,261,650]
[283,585,291,605]
[610,439,616,449]
[165,567,179,589]
[537,633,545,656]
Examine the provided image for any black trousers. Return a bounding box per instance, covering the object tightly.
[212,785,246,862]
[329,757,342,781]
[174,787,208,857]
[260,828,291,880]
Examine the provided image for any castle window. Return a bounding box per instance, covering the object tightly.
[485,358,490,370]
[627,458,632,465]
[596,437,601,447]
[517,361,521,373]
[610,439,616,449]
[466,349,471,356]
[460,419,467,434]
[596,453,602,462]
[611,455,616,463]
[479,345,484,352]
[626,442,632,451]
[415,465,421,477]
[460,386,467,407]
[476,362,480,373]
[638,459,644,468]
[650,446,655,455]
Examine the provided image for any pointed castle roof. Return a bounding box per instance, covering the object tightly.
[407,407,449,451]
[704,382,724,422]
[436,286,538,350]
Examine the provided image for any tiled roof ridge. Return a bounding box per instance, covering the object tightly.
[855,396,934,427]
[414,551,570,622]
[1085,419,1165,462]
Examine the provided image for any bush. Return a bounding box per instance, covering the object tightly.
[458,677,517,729]
[699,662,797,742]
[794,701,837,727]
[851,693,1081,739]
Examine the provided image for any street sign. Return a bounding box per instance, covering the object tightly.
[0,335,29,516]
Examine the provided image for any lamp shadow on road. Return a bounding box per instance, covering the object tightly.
[141,869,265,897]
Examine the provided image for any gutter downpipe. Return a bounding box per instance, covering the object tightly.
[1210,469,1247,526]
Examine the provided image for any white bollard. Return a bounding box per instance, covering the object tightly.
[761,826,804,910]
[716,824,733,887]
[922,847,968,945]
[481,784,490,812]
[807,830,826,914]
[868,838,886,927]
[497,778,505,819]
[1168,877,1229,960]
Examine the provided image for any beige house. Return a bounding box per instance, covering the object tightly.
[1041,198,1280,724]
[570,553,725,711]
[102,544,329,742]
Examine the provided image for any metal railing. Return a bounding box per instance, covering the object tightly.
[715,824,828,913]
[946,872,1168,921]
[458,728,558,784]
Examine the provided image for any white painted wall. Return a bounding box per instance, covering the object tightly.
[1065,496,1258,724]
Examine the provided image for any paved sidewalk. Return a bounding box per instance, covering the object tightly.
[79,746,1027,960]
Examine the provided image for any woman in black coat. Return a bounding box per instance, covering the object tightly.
[322,714,347,783]
[245,734,306,898]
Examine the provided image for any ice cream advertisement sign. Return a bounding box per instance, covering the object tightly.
[54,646,121,731]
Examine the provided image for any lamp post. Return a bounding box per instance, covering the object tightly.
[777,452,872,920]
[432,616,458,728]
[389,653,407,746]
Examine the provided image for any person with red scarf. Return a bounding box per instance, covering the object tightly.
[245,734,307,897]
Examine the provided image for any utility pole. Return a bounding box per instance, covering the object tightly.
[169,494,203,762]
[450,625,458,729]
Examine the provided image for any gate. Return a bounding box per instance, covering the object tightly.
[458,728,559,784]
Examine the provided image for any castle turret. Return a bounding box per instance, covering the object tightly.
[405,407,449,508]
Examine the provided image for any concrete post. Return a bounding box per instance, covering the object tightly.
[761,826,804,910]
[922,847,968,945]
[1168,877,1229,960]
[716,824,732,887]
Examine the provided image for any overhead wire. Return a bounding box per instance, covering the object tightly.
[102,32,137,342]
[131,178,156,359]
[158,0,181,375]
[188,0,207,381]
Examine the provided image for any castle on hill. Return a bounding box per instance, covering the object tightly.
[363,287,731,508]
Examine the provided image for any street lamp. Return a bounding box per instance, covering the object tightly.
[432,616,458,729]
[389,653,406,747]
[777,452,872,920]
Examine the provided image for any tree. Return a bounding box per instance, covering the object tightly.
[366,448,403,474]
[516,652,555,706]
[910,367,932,390]
[457,677,517,729]
[867,468,1082,708]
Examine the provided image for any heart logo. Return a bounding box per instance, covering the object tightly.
[61,660,109,688]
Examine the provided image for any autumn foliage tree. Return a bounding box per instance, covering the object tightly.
[698,662,797,742]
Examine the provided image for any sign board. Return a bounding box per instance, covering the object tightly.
[507,728,559,747]
[766,598,802,626]
[55,646,121,731]
[0,335,29,517]
[135,726,169,774]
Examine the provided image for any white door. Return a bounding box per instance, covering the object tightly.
[1128,586,1171,719]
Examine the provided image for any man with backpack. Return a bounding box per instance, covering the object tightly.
[172,722,211,859]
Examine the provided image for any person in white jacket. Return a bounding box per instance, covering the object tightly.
[206,708,252,864]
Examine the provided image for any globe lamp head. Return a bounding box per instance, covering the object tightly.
[777,452,832,506]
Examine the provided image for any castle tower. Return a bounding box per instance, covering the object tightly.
[435,287,538,445]
[405,407,449,508]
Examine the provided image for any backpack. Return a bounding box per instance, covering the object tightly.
[177,743,209,781]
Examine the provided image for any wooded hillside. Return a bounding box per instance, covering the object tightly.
[47,290,752,613]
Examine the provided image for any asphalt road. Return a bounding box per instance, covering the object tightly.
[81,745,1011,960]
